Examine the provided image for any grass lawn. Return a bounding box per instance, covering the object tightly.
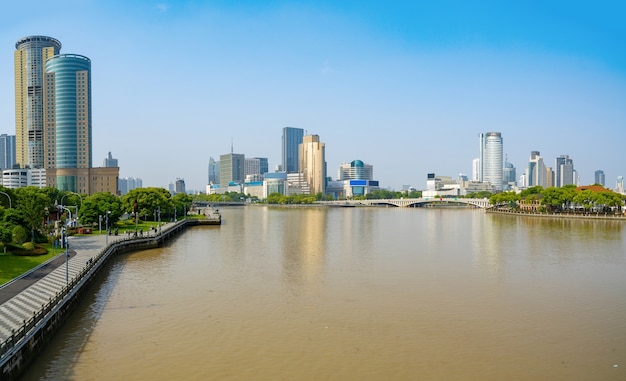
[0,244,61,286]
[0,218,194,286]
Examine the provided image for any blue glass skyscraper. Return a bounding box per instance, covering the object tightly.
[282,127,303,173]
[45,54,92,192]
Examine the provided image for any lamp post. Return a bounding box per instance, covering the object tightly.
[58,206,72,229]
[157,207,161,234]
[99,215,102,234]
[62,228,69,283]
[0,191,11,209]
[61,192,82,225]
[105,210,111,245]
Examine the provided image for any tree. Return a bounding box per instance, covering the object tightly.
[122,188,173,222]
[14,187,50,242]
[172,192,193,219]
[79,192,123,226]
[573,190,595,212]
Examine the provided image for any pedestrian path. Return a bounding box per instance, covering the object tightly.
[0,234,123,343]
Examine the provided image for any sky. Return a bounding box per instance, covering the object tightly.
[1,0,625,192]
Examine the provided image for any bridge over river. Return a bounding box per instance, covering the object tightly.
[317,197,491,208]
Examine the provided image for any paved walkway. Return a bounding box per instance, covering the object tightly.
[0,234,124,343]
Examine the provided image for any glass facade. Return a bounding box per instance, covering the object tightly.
[282,127,303,173]
[45,54,91,192]
[481,132,503,191]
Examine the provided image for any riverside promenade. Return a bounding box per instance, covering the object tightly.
[0,232,123,342]
[0,218,214,380]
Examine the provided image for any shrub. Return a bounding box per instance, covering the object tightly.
[22,242,35,250]
[12,226,27,244]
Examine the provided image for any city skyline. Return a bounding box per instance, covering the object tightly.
[0,1,624,191]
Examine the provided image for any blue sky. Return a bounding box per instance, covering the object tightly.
[1,1,625,191]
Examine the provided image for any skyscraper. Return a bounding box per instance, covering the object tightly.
[527,151,546,187]
[208,157,219,184]
[595,170,605,186]
[219,153,245,185]
[44,53,92,191]
[15,36,62,168]
[103,152,118,167]
[503,155,516,188]
[0,134,16,170]
[282,127,303,173]
[555,154,574,187]
[299,134,326,194]
[479,132,503,191]
[255,157,269,175]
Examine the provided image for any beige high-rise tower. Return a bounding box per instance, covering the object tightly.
[14,36,62,169]
[298,134,326,194]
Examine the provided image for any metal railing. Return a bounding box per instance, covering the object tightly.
[0,220,191,361]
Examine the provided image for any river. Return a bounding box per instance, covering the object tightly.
[21,206,626,380]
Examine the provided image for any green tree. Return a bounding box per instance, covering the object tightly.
[122,187,173,222]
[573,190,595,211]
[14,187,50,242]
[79,192,123,226]
[12,225,27,244]
[172,192,193,219]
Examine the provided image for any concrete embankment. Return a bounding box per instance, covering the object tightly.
[486,208,626,220]
[0,218,217,381]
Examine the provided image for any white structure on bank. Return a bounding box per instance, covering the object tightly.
[1,168,46,188]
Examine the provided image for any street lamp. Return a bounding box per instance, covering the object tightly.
[105,210,111,245]
[61,192,82,225]
[0,191,11,209]
[62,228,69,284]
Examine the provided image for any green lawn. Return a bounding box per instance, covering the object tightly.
[0,245,61,286]
[0,219,193,286]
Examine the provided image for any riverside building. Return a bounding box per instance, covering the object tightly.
[14,36,118,194]
[479,132,504,191]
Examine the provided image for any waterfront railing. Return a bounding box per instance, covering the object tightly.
[0,219,192,361]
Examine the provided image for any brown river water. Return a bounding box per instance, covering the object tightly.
[21,206,626,380]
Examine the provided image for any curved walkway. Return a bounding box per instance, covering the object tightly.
[0,233,125,342]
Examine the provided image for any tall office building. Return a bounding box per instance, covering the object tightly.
[555,154,574,187]
[503,156,516,188]
[219,153,245,185]
[40,48,118,194]
[44,53,93,192]
[479,132,503,191]
[299,134,326,194]
[526,151,546,187]
[103,151,118,167]
[616,176,625,194]
[118,177,142,195]
[245,158,261,177]
[595,170,605,186]
[208,157,219,184]
[174,178,186,194]
[255,157,269,175]
[282,127,303,173]
[0,134,16,170]
[15,36,62,169]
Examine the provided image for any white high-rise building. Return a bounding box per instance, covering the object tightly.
[472,158,480,181]
[526,151,546,187]
[479,132,503,191]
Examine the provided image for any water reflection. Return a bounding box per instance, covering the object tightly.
[279,207,329,299]
[20,207,626,381]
